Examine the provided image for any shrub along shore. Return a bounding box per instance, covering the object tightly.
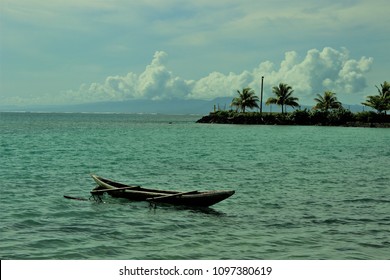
[197,81,390,127]
[196,109,390,128]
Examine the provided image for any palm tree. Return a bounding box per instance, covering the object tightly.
[266,83,299,114]
[376,81,390,97]
[313,91,342,111]
[362,95,389,114]
[230,87,259,113]
[362,81,390,114]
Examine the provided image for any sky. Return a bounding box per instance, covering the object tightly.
[1,0,389,108]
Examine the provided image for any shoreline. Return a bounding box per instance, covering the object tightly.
[196,110,390,128]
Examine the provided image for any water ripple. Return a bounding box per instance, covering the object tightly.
[1,113,390,259]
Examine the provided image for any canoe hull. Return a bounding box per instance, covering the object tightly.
[91,175,235,207]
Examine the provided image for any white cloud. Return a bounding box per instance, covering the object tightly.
[2,0,386,108]
[252,47,374,101]
[5,47,370,106]
[64,47,372,105]
[189,71,253,100]
[65,51,192,103]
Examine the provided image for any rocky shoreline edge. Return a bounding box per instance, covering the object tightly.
[196,110,390,128]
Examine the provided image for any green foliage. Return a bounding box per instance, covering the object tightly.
[288,109,311,125]
[199,109,390,126]
[353,111,390,123]
[328,108,354,125]
[313,91,342,111]
[310,110,330,125]
[198,81,390,126]
[354,111,375,122]
[261,113,278,124]
[207,110,237,123]
[231,87,259,113]
[266,83,299,114]
[362,81,390,114]
[212,110,233,118]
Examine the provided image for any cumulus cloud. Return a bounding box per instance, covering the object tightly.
[250,47,373,102]
[66,47,373,104]
[66,51,192,103]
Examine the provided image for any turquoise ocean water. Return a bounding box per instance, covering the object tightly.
[0,112,389,260]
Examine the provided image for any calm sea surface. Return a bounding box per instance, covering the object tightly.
[0,112,389,260]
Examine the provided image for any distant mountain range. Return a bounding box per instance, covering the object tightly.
[1,97,367,114]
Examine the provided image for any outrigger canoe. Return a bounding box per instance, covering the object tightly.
[90,175,235,207]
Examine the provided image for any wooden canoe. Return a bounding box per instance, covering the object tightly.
[90,174,235,207]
